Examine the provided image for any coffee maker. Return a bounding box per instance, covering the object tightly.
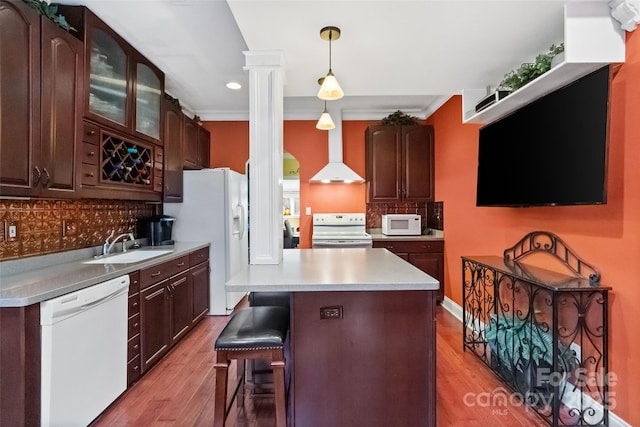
[146,215,176,246]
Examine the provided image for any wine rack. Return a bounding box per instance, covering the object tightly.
[101,134,153,186]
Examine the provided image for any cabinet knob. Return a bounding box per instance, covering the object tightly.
[85,172,95,178]
[133,322,139,328]
[387,245,395,249]
[151,271,161,277]
[33,166,42,186]
[88,130,96,136]
[42,168,50,187]
[88,151,95,157]
[176,262,185,267]
[132,302,138,308]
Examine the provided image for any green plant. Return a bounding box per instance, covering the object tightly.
[22,0,75,32]
[485,314,578,374]
[164,93,182,110]
[499,43,564,92]
[381,110,418,126]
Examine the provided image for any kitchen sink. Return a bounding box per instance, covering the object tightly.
[84,250,173,264]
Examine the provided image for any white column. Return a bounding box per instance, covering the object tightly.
[244,51,285,264]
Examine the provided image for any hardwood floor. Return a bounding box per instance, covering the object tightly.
[92,306,546,426]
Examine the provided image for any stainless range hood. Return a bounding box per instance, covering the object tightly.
[310,109,364,184]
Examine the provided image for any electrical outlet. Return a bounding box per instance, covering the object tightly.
[305,207,311,215]
[4,220,19,242]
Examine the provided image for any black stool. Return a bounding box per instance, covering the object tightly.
[214,306,289,427]
[246,292,291,396]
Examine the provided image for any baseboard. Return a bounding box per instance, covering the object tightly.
[439,296,631,426]
[441,296,463,322]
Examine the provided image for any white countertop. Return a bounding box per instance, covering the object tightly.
[0,242,209,307]
[226,248,439,292]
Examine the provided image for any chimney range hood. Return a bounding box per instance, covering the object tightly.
[310,110,364,184]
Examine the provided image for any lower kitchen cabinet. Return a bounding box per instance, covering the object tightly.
[137,247,210,376]
[373,239,445,303]
[127,272,141,386]
[169,272,192,345]
[140,279,171,373]
[190,253,210,324]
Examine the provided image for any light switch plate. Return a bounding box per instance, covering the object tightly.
[305,207,311,215]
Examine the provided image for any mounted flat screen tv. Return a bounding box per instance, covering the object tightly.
[476,65,610,207]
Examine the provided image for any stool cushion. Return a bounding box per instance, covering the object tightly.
[249,292,291,309]
[215,306,290,350]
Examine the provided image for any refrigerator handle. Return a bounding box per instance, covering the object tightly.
[238,204,246,239]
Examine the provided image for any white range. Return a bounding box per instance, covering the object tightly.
[311,213,372,248]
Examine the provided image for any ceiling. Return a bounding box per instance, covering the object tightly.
[54,0,610,121]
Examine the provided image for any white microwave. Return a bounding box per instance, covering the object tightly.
[381,214,421,236]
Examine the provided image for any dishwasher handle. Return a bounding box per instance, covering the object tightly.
[41,275,130,326]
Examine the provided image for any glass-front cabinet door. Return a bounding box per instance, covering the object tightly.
[88,28,128,127]
[135,63,161,140]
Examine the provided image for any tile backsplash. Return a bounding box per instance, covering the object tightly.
[0,199,156,261]
[366,201,443,231]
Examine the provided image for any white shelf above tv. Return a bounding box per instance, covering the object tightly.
[462,2,625,125]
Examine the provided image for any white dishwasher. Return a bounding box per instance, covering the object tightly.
[40,274,129,427]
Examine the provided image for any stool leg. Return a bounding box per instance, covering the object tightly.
[237,358,245,410]
[271,350,287,427]
[214,351,230,427]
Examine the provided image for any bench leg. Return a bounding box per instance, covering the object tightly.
[271,351,287,427]
[214,351,230,427]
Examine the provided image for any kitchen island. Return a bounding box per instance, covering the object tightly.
[226,248,439,427]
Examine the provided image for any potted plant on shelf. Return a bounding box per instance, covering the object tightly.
[22,0,75,31]
[381,110,418,126]
[475,43,564,113]
[498,43,565,92]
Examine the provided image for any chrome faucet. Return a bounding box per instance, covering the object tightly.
[103,230,136,256]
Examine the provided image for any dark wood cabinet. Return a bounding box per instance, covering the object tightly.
[183,117,210,170]
[1,1,83,198]
[140,279,171,373]
[183,117,199,169]
[292,290,436,426]
[198,126,211,168]
[138,248,209,374]
[127,272,141,386]
[365,125,434,203]
[190,253,210,324]
[169,272,192,345]
[373,239,444,303]
[58,5,164,146]
[163,98,184,202]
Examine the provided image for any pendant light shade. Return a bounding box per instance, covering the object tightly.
[317,26,344,101]
[316,102,335,130]
[317,71,344,101]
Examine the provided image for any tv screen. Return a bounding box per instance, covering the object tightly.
[476,65,610,207]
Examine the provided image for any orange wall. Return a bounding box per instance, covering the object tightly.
[427,31,640,424]
[203,121,248,173]
[206,120,367,248]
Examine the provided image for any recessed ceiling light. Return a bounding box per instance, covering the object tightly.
[226,81,242,90]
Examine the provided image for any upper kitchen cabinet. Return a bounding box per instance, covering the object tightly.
[163,96,184,202]
[183,116,210,170]
[0,0,83,198]
[365,125,435,203]
[57,5,164,145]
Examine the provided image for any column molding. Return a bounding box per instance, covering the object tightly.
[243,50,285,264]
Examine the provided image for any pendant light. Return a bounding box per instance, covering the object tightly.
[317,26,344,101]
[316,101,335,130]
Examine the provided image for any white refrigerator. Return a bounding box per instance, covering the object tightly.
[164,168,248,315]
